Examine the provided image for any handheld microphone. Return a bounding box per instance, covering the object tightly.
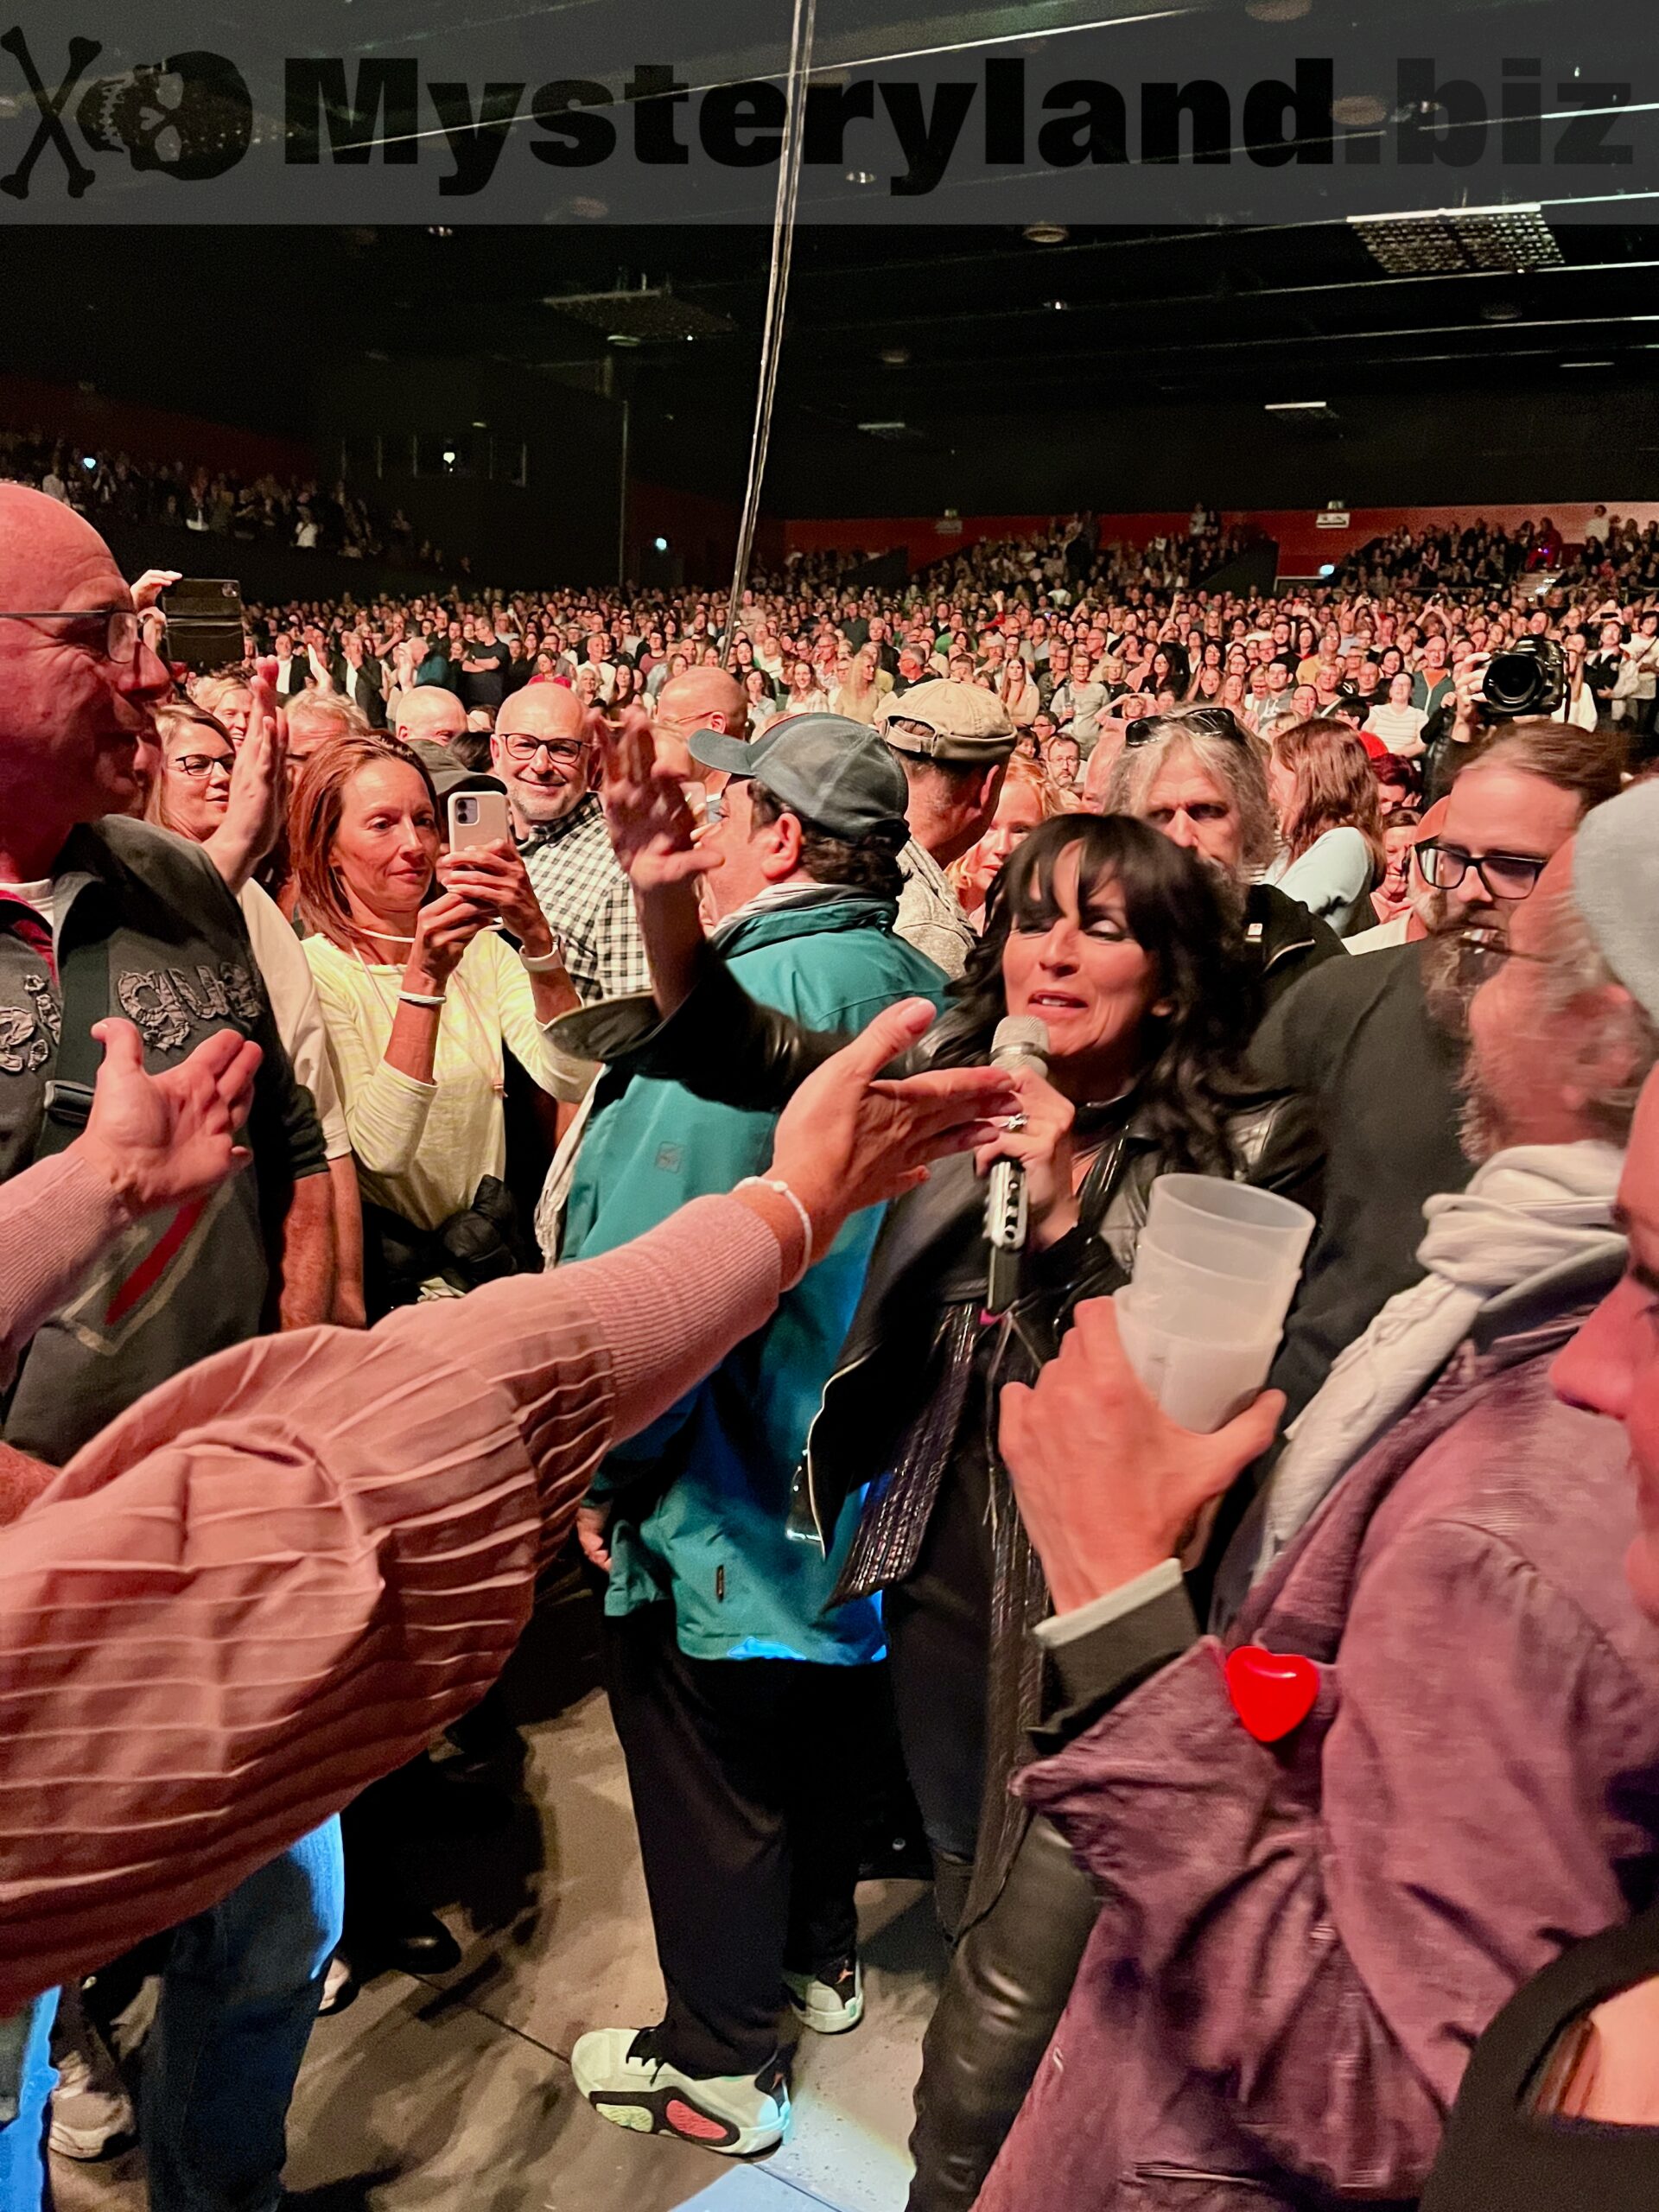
[984,1014,1050,1317]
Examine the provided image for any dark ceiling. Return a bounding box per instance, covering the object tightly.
[3,0,1655,507]
[10,215,1659,442]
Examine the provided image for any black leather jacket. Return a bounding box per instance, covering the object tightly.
[560,950,1320,1923]
[1243,880,1345,1001]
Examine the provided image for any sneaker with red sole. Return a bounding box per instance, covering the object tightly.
[571,2026,789,2157]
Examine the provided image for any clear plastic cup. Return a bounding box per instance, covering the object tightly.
[1132,1234,1301,1337]
[1145,1174,1315,1280]
[1113,1285,1282,1433]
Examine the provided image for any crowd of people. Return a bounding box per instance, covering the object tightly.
[5,473,1659,2212]
[0,425,439,568]
[1339,510,1659,595]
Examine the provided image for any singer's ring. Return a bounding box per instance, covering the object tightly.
[1004,1111,1030,1132]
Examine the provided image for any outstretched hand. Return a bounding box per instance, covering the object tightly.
[594,709,723,897]
[999,1296,1283,1612]
[767,998,1017,1256]
[76,1020,263,1220]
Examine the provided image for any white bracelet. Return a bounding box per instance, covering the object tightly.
[397,989,446,1009]
[520,944,565,974]
[736,1177,814,1281]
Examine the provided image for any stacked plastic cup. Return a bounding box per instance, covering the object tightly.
[1115,1174,1315,1432]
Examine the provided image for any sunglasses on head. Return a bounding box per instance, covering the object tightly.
[1123,708,1255,750]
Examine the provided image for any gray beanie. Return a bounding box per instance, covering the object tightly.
[1573,779,1659,1021]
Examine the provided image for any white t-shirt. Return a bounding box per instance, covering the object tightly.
[1363,702,1429,755]
[7,879,59,933]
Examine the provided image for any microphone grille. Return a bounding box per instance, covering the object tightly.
[991,1014,1050,1065]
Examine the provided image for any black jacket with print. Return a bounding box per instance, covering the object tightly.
[0,817,326,1461]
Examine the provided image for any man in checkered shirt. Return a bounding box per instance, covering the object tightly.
[490,685,650,1003]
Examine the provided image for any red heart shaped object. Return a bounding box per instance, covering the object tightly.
[1224,1644,1319,1744]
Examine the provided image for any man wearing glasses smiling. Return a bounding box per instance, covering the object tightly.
[490,682,650,1005]
[1254,720,1625,1427]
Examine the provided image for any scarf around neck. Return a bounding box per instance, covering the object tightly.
[1254,1140,1626,1580]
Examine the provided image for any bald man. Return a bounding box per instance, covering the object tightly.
[393,684,469,750]
[492,684,648,1003]
[0,483,340,2212]
[652,664,750,798]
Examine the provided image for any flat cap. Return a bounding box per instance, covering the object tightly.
[1574,779,1659,1023]
[876,678,1016,764]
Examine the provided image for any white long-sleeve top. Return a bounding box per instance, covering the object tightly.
[305,929,591,1230]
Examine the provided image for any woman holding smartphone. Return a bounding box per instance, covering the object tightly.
[292,732,589,1314]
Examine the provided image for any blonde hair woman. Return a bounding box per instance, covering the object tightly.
[832,646,887,725]
[949,756,1073,923]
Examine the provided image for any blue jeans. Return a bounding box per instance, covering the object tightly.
[0,1991,57,2212]
[0,1818,342,2212]
[143,1817,343,2212]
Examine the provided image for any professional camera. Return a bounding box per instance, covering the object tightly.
[1482,638,1567,721]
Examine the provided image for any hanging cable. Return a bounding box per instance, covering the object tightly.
[721,0,817,667]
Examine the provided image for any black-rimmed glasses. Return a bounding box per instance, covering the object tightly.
[1417,839,1548,901]
[0,607,140,662]
[499,734,588,766]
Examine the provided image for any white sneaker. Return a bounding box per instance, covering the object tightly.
[785,1957,864,2034]
[571,2026,790,2157]
[48,2006,136,2161]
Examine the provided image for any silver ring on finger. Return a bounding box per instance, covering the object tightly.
[1004,1111,1030,1133]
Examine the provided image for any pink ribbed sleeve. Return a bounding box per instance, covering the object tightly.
[0,1148,130,1390]
[0,1193,784,2012]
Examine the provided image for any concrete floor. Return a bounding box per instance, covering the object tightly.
[52,1580,943,2212]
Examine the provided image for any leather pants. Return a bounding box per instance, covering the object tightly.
[907,1815,1100,2212]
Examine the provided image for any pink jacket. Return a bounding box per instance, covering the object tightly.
[980,1335,1659,2212]
[0,1192,787,2012]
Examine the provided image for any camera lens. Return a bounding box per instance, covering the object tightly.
[1483,649,1539,716]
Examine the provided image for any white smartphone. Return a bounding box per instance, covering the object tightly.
[447,788,511,849]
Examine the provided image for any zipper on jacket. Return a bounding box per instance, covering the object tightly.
[1259,929,1314,979]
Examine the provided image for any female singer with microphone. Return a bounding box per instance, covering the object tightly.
[566,717,1319,2209]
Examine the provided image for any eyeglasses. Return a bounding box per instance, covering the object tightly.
[499,734,588,766]
[0,607,140,662]
[1417,839,1548,901]
[170,752,233,780]
[1453,926,1553,989]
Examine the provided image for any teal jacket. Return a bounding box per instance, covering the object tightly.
[563,890,947,1663]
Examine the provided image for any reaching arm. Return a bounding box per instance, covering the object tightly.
[201,675,286,894]
[276,1166,335,1331]
[594,710,724,1017]
[327,1153,366,1329]
[0,998,1012,2012]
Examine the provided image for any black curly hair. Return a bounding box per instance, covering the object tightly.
[926,813,1255,1176]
